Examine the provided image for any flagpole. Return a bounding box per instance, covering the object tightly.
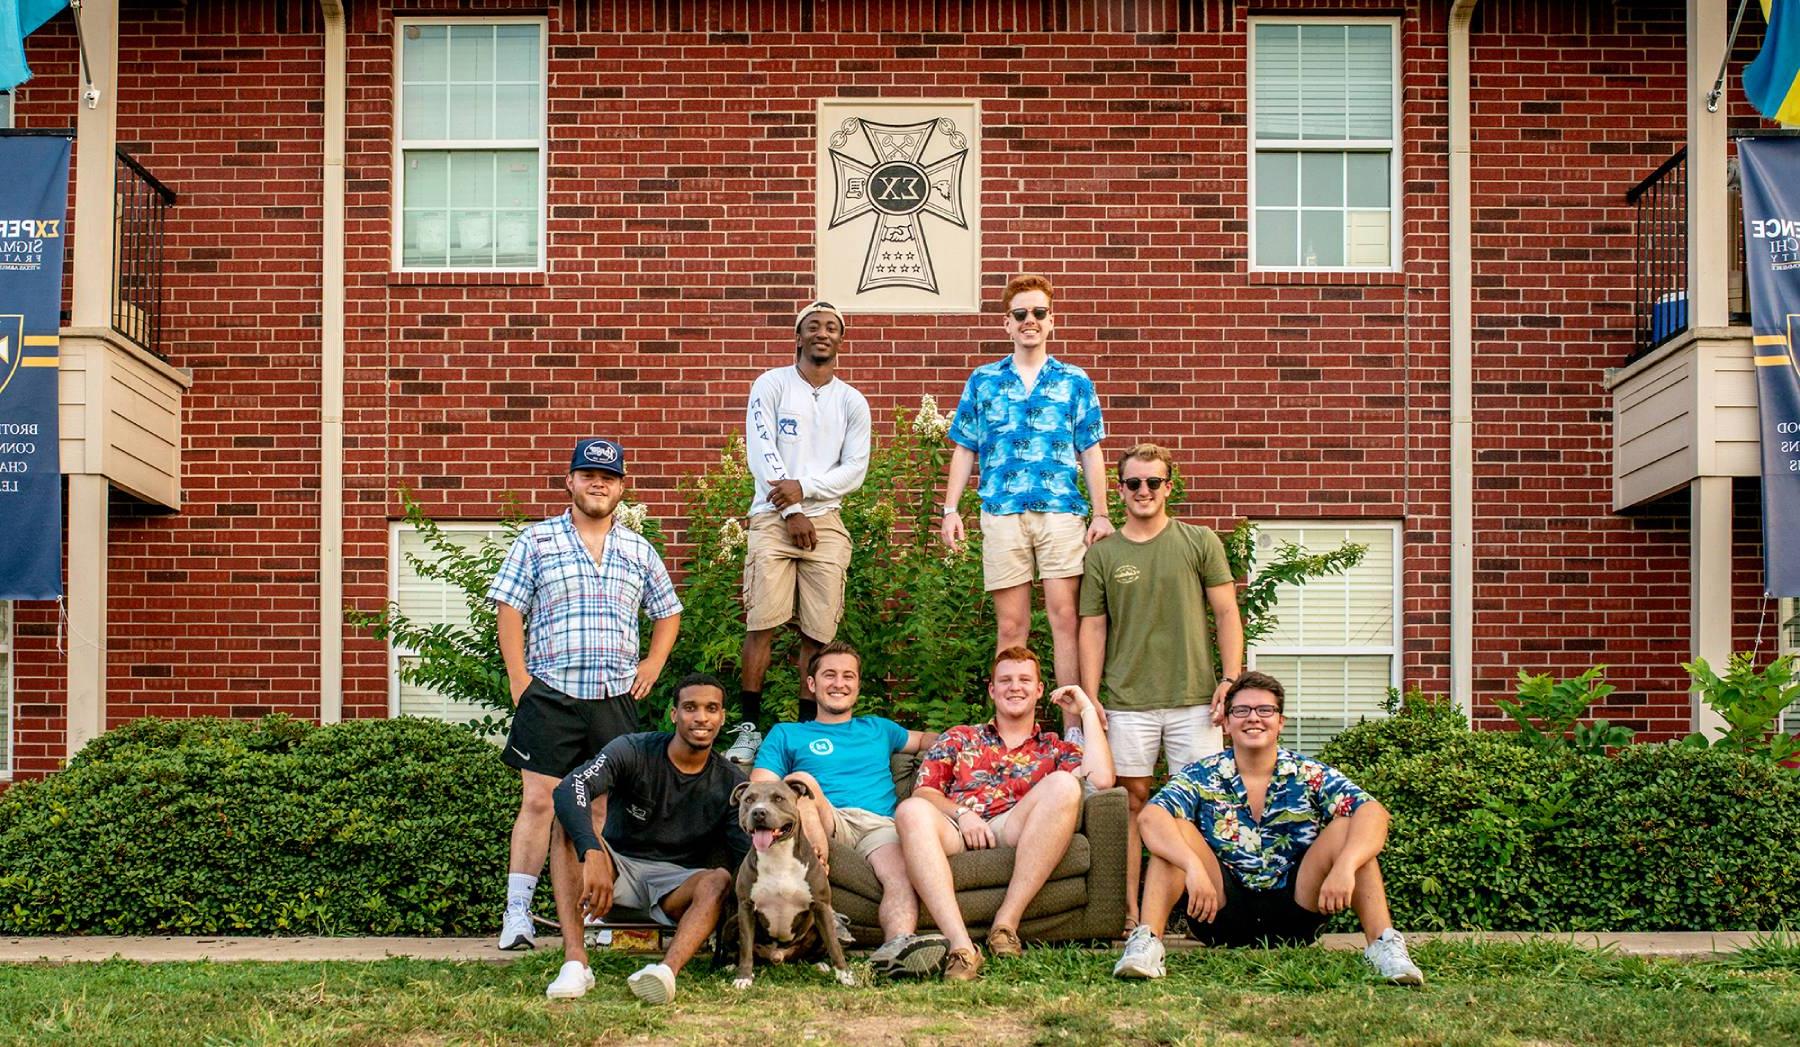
[1707,0,1755,113]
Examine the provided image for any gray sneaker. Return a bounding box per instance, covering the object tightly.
[869,932,950,979]
[723,722,763,766]
[833,910,855,945]
[1364,928,1424,985]
[1112,924,1165,979]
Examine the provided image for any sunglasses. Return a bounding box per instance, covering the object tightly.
[1009,306,1050,322]
[1227,704,1281,720]
[1121,477,1168,492]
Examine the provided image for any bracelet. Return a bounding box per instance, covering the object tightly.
[941,505,958,516]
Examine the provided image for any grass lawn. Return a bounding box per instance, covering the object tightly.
[4,938,1800,1046]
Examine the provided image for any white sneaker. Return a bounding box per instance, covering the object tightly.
[1112,924,1166,979]
[723,722,763,766]
[627,961,677,1005]
[498,902,535,951]
[1364,928,1425,985]
[545,960,594,999]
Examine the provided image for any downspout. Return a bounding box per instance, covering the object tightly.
[1449,0,1479,715]
[319,0,347,723]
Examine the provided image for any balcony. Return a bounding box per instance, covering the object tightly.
[1606,147,1756,512]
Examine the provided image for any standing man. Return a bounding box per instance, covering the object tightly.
[488,438,683,952]
[894,647,1114,980]
[547,673,749,1002]
[1114,671,1423,985]
[729,300,872,766]
[938,275,1111,727]
[1079,442,1243,928]
[749,640,949,979]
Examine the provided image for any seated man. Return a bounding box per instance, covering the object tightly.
[547,673,749,1003]
[750,640,949,979]
[895,646,1114,981]
[1115,671,1423,985]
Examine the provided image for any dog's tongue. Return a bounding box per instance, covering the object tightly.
[752,828,775,852]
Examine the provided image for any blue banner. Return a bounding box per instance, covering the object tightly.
[1742,137,1800,597]
[0,134,69,599]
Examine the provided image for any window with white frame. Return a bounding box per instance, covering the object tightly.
[1776,599,1800,735]
[1,90,14,128]
[1248,522,1401,753]
[396,18,545,270]
[1249,17,1399,270]
[390,522,510,722]
[1,602,12,778]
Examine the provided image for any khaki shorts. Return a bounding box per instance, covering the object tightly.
[939,805,1015,842]
[743,510,852,640]
[979,510,1088,591]
[1107,705,1224,778]
[830,806,900,859]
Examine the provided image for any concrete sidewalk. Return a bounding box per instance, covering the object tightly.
[0,931,1773,964]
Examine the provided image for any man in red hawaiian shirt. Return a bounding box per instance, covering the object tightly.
[894,646,1115,980]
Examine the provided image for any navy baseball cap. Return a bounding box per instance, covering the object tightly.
[570,438,626,476]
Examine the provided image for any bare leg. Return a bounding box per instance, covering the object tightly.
[1119,776,1155,926]
[992,582,1033,652]
[868,842,921,939]
[1292,816,1394,943]
[1040,574,1082,691]
[1139,815,1224,938]
[991,771,1082,931]
[894,796,974,952]
[509,770,561,877]
[548,823,587,965]
[655,868,734,975]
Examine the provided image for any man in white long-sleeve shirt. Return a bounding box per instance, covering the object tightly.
[727,300,872,766]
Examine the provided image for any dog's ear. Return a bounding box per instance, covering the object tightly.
[787,778,813,800]
[731,780,753,808]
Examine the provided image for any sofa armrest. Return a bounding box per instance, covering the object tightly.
[1077,786,1130,939]
[1080,785,1128,836]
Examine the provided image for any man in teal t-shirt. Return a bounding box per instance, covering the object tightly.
[749,641,946,979]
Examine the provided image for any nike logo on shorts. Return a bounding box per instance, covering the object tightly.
[511,747,532,761]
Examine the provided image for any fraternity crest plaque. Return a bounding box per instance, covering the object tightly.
[815,99,981,313]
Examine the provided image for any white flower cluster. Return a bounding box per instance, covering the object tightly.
[716,517,747,560]
[911,394,951,440]
[615,501,650,535]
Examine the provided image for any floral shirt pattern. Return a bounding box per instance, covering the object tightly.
[914,721,1083,818]
[947,355,1105,516]
[1149,747,1370,890]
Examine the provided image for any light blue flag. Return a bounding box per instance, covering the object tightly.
[1,0,68,92]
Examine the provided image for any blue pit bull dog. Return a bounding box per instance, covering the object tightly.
[724,778,857,989]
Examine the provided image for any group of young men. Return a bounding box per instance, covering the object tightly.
[485,278,1423,1003]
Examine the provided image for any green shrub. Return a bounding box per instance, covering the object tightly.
[1320,713,1800,932]
[0,716,516,935]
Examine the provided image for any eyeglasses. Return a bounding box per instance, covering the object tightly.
[1227,704,1281,720]
[1009,306,1050,322]
[1121,477,1168,492]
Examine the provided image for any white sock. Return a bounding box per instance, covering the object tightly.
[507,873,538,909]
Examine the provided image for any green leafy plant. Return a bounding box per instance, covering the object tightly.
[1221,522,1367,654]
[1682,652,1800,765]
[1496,666,1633,755]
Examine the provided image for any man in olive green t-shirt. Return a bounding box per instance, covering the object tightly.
[1078,442,1244,928]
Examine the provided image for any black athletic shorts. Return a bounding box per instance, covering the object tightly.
[1185,862,1329,948]
[502,677,638,778]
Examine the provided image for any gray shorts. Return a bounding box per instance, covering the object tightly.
[600,839,705,926]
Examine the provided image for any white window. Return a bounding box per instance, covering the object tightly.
[1777,599,1800,735]
[1249,18,1400,270]
[395,18,545,271]
[390,522,509,722]
[1,90,13,128]
[1248,522,1402,753]
[1,602,11,778]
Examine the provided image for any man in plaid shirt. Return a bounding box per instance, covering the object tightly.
[488,438,683,952]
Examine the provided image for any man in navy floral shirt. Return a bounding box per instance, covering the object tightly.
[1114,671,1424,985]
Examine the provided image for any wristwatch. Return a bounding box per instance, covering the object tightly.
[941,505,958,515]
[952,805,972,821]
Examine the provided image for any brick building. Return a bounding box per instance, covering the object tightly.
[0,0,1782,780]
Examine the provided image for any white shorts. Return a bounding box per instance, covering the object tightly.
[1106,706,1223,778]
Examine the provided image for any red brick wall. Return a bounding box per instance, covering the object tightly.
[5,0,1775,775]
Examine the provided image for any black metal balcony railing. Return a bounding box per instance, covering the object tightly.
[113,148,175,357]
[1624,146,1751,362]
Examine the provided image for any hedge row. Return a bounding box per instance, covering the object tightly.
[1318,711,1800,931]
[0,716,517,935]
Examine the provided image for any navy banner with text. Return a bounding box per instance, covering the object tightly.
[1741,137,1800,597]
[0,134,70,600]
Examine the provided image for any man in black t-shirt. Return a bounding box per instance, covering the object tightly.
[545,673,749,1003]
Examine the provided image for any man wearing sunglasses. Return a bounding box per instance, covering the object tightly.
[1114,671,1424,986]
[1078,442,1242,929]
[939,274,1111,729]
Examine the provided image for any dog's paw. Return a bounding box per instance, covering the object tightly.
[731,976,754,991]
[833,966,857,987]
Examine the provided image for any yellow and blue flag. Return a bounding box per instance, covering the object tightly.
[1748,0,1800,125]
[1,0,66,92]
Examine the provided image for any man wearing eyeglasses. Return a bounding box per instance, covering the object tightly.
[1077,442,1242,930]
[1114,671,1424,986]
[939,274,1111,729]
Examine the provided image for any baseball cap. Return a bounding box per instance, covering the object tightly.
[569,438,626,476]
[795,300,846,334]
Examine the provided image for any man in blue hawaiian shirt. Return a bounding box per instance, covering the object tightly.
[1114,671,1424,985]
[938,274,1111,725]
